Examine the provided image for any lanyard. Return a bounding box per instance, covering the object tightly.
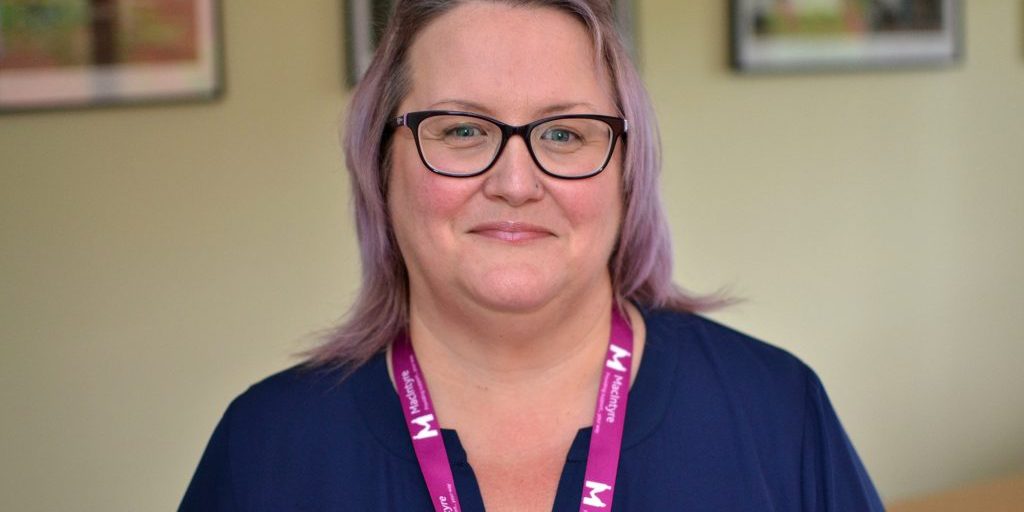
[391,306,634,512]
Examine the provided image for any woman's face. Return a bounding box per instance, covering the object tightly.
[388,2,623,315]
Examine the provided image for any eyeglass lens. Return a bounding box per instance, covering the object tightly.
[416,115,614,178]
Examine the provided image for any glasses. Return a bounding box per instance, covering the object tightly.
[389,110,628,179]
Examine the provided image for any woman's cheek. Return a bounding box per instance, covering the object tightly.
[552,177,619,228]
[390,144,470,225]
[421,178,476,214]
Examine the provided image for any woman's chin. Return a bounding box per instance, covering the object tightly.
[458,272,566,314]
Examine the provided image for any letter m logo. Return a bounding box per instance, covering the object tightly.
[410,414,439,440]
[605,344,631,373]
[582,480,612,507]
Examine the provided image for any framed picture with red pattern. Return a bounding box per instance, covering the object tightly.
[0,0,224,112]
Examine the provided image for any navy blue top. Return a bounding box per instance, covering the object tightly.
[180,309,885,511]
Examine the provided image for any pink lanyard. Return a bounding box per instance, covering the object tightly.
[391,306,634,512]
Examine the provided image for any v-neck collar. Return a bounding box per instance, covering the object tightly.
[351,306,685,465]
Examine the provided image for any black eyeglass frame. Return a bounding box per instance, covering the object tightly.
[388,110,628,180]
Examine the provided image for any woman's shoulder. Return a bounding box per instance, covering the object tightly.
[231,363,347,408]
[180,357,411,509]
[637,306,826,439]
[220,360,378,439]
[641,307,814,389]
[632,312,884,509]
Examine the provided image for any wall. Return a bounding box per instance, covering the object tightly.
[643,0,1024,501]
[1,1,353,510]
[0,0,1021,509]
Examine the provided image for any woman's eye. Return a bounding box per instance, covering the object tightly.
[445,125,484,138]
[540,128,580,144]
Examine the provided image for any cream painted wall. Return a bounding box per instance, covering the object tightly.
[1,2,354,510]
[0,1,1021,510]
[643,0,1024,503]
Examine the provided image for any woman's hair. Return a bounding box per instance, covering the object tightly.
[300,0,727,371]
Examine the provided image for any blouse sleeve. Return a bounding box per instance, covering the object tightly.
[178,400,239,512]
[800,368,886,511]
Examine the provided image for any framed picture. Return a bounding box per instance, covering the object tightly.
[0,0,224,113]
[343,0,391,88]
[343,0,638,87]
[730,0,962,72]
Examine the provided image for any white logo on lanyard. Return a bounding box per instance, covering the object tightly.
[582,480,613,507]
[605,344,631,373]
[410,413,439,440]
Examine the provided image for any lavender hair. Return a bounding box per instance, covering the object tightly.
[300,0,727,372]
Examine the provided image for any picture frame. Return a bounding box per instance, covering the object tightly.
[730,0,962,73]
[0,0,225,113]
[343,0,638,87]
[343,0,391,88]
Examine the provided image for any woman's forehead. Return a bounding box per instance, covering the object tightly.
[403,2,616,118]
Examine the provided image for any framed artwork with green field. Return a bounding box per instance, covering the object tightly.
[730,0,962,72]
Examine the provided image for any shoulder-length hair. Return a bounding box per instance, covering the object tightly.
[301,0,726,371]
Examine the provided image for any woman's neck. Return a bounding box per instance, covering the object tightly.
[396,280,644,431]
[411,279,612,377]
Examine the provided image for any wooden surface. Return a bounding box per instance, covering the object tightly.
[887,472,1024,512]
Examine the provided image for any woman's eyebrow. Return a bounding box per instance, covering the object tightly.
[535,102,601,117]
[425,99,603,119]
[426,99,494,115]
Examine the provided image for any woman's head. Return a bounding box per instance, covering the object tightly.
[303,0,719,370]
[390,1,625,322]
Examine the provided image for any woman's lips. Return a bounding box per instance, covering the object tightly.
[468,221,554,242]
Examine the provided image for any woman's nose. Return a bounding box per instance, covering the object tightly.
[481,136,545,206]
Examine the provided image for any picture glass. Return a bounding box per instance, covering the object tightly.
[0,0,223,111]
[732,0,960,71]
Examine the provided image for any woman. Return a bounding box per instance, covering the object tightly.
[180,1,885,510]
